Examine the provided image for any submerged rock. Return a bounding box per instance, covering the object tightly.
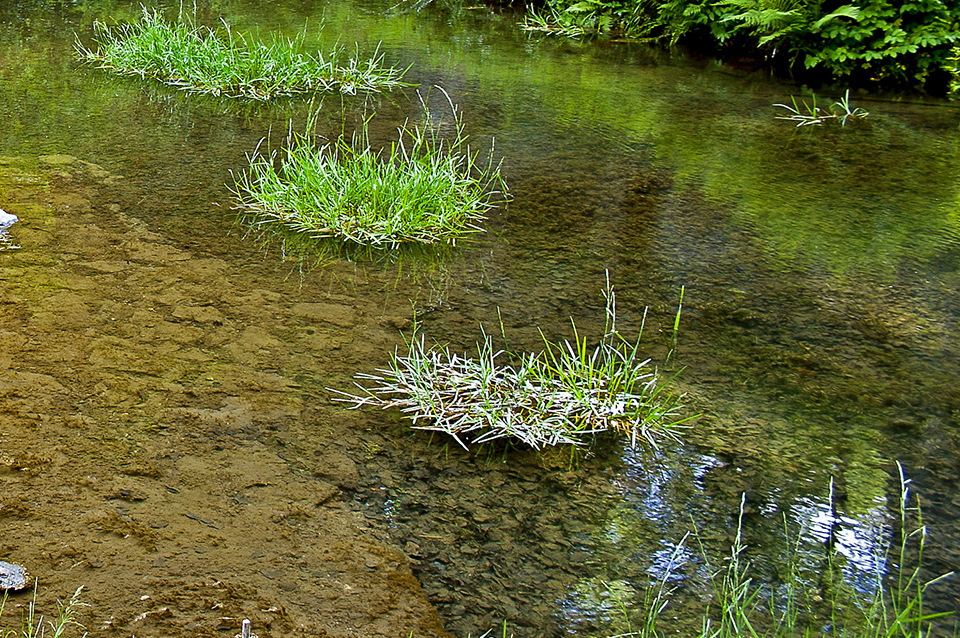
[0,561,29,590]
[38,154,77,166]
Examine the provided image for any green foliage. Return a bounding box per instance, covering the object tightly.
[789,0,960,88]
[522,0,960,94]
[522,0,646,37]
[76,7,407,99]
[716,0,862,47]
[949,46,960,95]
[233,89,507,247]
[637,0,734,43]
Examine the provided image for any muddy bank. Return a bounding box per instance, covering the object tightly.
[0,155,449,637]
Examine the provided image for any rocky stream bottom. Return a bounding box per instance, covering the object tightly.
[0,154,452,637]
[5,151,959,638]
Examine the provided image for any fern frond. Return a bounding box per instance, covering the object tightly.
[811,4,860,30]
[716,0,761,10]
[721,8,799,29]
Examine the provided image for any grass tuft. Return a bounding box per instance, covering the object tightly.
[75,7,407,99]
[0,584,88,638]
[774,90,869,127]
[232,88,508,247]
[479,465,954,638]
[332,274,689,450]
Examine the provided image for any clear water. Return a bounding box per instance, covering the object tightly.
[2,0,960,635]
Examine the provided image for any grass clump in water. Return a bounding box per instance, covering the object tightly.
[333,274,688,450]
[76,8,407,99]
[233,89,508,247]
[775,90,869,127]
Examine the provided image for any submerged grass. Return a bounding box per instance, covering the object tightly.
[233,88,508,247]
[76,7,407,99]
[478,466,953,638]
[624,465,955,638]
[332,274,689,450]
[0,584,87,638]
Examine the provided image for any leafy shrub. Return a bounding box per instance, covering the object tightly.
[760,0,960,89]
[523,0,960,94]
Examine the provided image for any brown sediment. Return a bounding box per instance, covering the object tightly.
[0,155,451,637]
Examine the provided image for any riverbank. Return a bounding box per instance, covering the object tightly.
[514,0,960,95]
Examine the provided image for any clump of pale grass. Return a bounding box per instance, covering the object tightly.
[332,274,689,450]
[75,7,406,99]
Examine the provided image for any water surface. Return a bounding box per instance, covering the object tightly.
[2,0,960,635]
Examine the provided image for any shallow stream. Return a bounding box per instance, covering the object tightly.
[1,0,959,636]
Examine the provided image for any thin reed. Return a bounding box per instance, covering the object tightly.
[76,8,406,99]
[628,464,955,638]
[0,584,88,638]
[332,275,689,450]
[233,89,508,247]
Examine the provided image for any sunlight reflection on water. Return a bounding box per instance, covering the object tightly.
[792,494,889,597]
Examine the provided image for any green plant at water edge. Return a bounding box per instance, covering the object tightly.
[862,468,955,638]
[520,0,960,94]
[233,89,508,247]
[332,275,689,450]
[774,89,868,127]
[948,46,960,98]
[628,465,955,638]
[0,585,88,638]
[521,0,644,38]
[75,7,407,99]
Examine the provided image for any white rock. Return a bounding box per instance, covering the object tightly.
[0,208,17,230]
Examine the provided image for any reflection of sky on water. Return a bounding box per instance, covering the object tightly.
[612,446,723,584]
[648,538,697,584]
[789,494,890,598]
[558,446,715,634]
[558,578,638,633]
[617,443,891,593]
[613,445,722,526]
[559,444,896,633]
[0,208,18,250]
